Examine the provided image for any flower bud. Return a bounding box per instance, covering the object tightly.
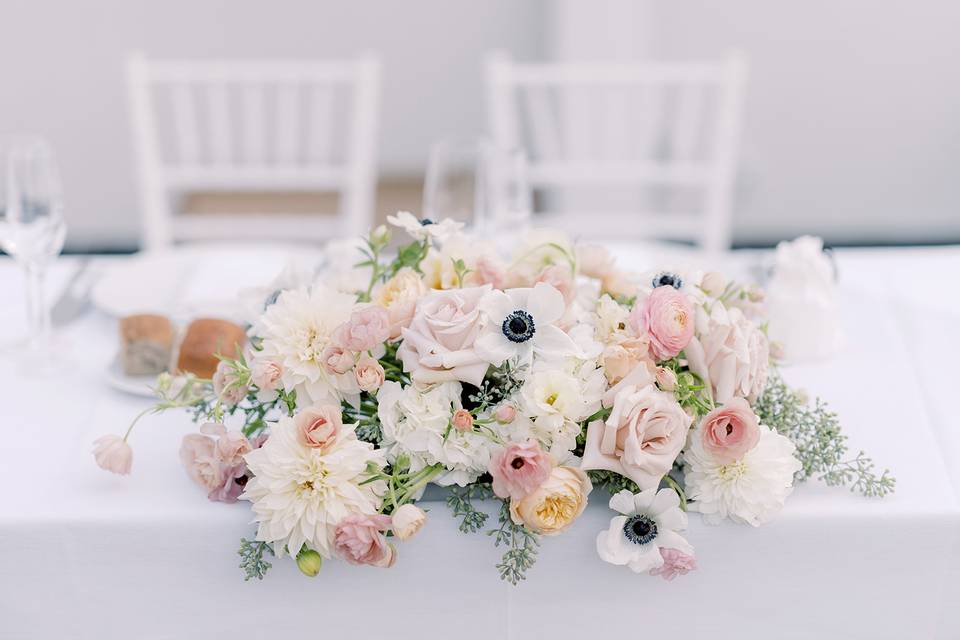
[700,271,728,297]
[452,409,474,432]
[494,403,516,424]
[370,224,391,249]
[391,504,427,541]
[296,547,323,577]
[655,367,678,392]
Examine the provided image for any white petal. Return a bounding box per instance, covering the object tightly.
[532,324,579,358]
[655,530,694,557]
[474,331,515,366]
[633,488,658,512]
[480,289,515,324]
[650,487,681,517]
[609,490,636,515]
[527,282,565,325]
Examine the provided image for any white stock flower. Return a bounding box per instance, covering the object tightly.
[596,488,694,574]
[377,381,493,486]
[474,283,579,367]
[683,423,801,526]
[518,358,604,455]
[387,211,463,243]
[257,285,359,406]
[241,416,386,559]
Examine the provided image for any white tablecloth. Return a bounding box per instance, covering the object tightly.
[1,245,959,640]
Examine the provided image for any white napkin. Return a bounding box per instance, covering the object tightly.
[766,236,844,362]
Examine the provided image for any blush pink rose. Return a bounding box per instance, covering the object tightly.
[334,306,391,352]
[293,405,342,448]
[396,285,491,386]
[320,343,354,375]
[451,409,474,432]
[333,513,396,567]
[488,439,553,500]
[93,435,133,475]
[630,286,694,361]
[354,355,385,392]
[649,548,697,581]
[581,382,692,490]
[699,397,761,464]
[250,358,283,391]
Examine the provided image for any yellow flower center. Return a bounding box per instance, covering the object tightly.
[718,460,747,480]
[536,494,578,529]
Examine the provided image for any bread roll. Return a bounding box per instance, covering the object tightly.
[119,314,174,376]
[176,318,247,378]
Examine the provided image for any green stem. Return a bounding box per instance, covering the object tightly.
[662,474,687,511]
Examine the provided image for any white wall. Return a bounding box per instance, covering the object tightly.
[0,0,545,250]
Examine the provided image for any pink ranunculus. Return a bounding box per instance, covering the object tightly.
[179,433,221,491]
[631,286,695,361]
[396,285,491,387]
[320,343,354,375]
[250,358,283,391]
[354,355,385,392]
[488,439,553,500]
[92,435,133,475]
[649,547,697,581]
[494,403,516,424]
[333,513,395,567]
[334,306,391,352]
[699,397,761,464]
[581,381,692,490]
[451,409,474,432]
[212,360,247,406]
[293,405,342,449]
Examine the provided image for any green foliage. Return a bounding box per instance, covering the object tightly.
[466,361,525,412]
[238,538,274,581]
[588,469,641,496]
[446,484,493,533]
[755,371,895,497]
[488,498,540,585]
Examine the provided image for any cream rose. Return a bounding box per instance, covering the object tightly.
[581,381,692,490]
[510,466,591,535]
[372,267,427,339]
[396,285,491,387]
[685,302,770,403]
[354,355,385,392]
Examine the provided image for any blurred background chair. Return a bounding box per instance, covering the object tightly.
[486,50,746,252]
[127,52,380,250]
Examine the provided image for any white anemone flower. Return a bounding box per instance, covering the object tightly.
[475,283,579,366]
[242,416,386,559]
[386,210,463,243]
[596,488,694,573]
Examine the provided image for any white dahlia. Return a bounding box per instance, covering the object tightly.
[377,381,493,486]
[257,284,359,406]
[684,423,801,526]
[241,416,386,559]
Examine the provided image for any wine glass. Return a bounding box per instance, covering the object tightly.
[0,136,67,365]
[423,138,532,240]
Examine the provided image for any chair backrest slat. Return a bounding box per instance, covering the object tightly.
[485,51,747,252]
[127,52,381,250]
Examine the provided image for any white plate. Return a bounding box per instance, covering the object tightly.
[91,243,321,321]
[104,356,161,398]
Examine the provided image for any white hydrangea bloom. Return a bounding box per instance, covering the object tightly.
[377,380,493,486]
[684,423,802,526]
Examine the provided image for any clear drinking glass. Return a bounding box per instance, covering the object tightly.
[0,136,67,363]
[423,138,532,240]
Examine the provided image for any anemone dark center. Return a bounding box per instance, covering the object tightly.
[502,310,535,343]
[623,514,658,545]
[420,218,434,226]
[652,271,682,290]
[510,457,525,470]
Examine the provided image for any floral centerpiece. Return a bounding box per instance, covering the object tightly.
[94,212,894,584]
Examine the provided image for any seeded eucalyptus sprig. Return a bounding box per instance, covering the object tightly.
[446,484,493,533]
[238,538,274,581]
[755,371,895,497]
[488,499,540,585]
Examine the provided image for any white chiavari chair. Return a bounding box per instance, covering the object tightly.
[127,52,381,250]
[485,51,747,252]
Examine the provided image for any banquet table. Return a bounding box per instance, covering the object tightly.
[1,243,959,640]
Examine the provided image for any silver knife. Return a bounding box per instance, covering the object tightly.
[51,258,96,327]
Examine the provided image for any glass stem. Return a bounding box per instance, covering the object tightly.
[24,262,50,350]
